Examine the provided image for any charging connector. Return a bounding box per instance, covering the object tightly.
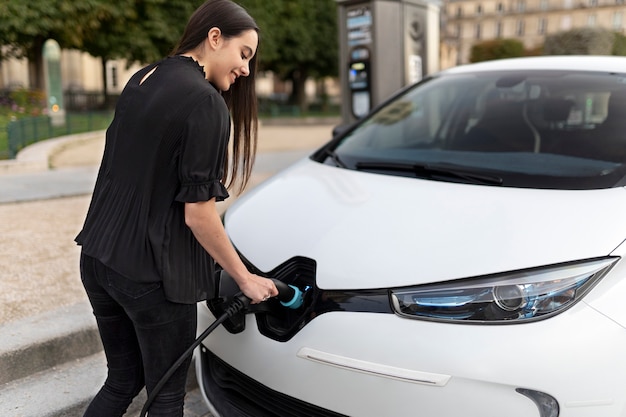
[272,279,304,309]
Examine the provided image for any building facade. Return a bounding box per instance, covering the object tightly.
[0,50,140,96]
[0,49,334,111]
[0,49,142,111]
[441,0,626,68]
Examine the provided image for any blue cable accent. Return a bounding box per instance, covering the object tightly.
[280,285,304,309]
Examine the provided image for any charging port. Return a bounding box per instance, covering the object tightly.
[206,256,317,340]
[255,256,317,341]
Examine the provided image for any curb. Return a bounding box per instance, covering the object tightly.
[0,302,101,385]
[0,116,340,177]
[0,301,201,417]
[0,130,106,176]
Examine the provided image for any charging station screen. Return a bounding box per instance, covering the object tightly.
[347,6,372,47]
[349,62,369,90]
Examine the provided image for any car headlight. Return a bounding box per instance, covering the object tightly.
[391,257,617,323]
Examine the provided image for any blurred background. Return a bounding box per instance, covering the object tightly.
[1,0,625,158]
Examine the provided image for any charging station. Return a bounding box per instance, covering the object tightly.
[336,0,440,124]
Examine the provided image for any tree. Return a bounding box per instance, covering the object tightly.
[0,0,107,89]
[79,0,200,105]
[0,0,339,111]
[612,32,626,56]
[543,27,615,55]
[470,39,525,63]
[0,0,199,92]
[238,0,338,111]
[69,0,138,105]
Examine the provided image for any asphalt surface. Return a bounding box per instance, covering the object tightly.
[0,118,339,417]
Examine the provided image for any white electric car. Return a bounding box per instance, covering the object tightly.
[196,56,626,417]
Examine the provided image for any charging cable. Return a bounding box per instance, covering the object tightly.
[140,279,303,416]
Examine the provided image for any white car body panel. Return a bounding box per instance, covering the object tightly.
[441,55,626,74]
[585,239,626,328]
[226,159,626,290]
[198,300,626,417]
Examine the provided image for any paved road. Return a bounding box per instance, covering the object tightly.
[0,166,98,203]
[0,149,314,204]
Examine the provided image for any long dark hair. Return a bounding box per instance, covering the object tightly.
[173,0,259,194]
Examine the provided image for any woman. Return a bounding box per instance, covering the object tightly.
[75,1,277,415]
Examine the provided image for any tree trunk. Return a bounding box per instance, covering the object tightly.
[101,57,110,109]
[289,68,309,114]
[27,38,46,90]
[317,78,329,113]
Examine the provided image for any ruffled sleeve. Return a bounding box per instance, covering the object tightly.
[175,92,231,203]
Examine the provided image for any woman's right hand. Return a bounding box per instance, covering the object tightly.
[238,274,278,304]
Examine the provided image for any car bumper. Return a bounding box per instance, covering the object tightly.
[196,300,626,417]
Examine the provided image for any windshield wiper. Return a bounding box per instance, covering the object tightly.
[355,161,503,186]
[324,149,348,168]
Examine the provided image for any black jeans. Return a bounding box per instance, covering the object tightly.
[80,253,197,417]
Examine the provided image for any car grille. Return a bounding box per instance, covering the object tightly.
[199,346,348,417]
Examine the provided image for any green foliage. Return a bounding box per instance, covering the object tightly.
[0,0,338,75]
[0,114,10,159]
[543,27,615,55]
[0,89,46,118]
[237,0,338,107]
[1,111,113,159]
[0,89,46,159]
[80,0,201,65]
[470,39,525,63]
[0,0,200,68]
[238,0,338,77]
[612,32,626,56]
[0,0,339,107]
[0,0,102,59]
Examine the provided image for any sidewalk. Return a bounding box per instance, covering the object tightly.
[0,117,339,324]
[0,118,339,417]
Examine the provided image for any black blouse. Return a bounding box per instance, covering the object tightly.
[76,56,230,304]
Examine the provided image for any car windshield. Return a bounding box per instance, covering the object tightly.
[319,69,626,189]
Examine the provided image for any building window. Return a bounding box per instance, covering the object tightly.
[588,14,596,27]
[516,19,525,35]
[517,0,526,12]
[563,0,572,9]
[456,23,462,38]
[496,21,503,37]
[476,23,482,39]
[450,23,460,37]
[540,0,549,10]
[497,2,504,13]
[613,11,623,29]
[476,4,483,15]
[538,17,547,34]
[457,6,462,17]
[617,0,625,5]
[588,0,598,5]
[561,14,572,30]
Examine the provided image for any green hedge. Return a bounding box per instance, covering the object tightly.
[2,112,113,159]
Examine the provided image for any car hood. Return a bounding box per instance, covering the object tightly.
[225,159,626,290]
